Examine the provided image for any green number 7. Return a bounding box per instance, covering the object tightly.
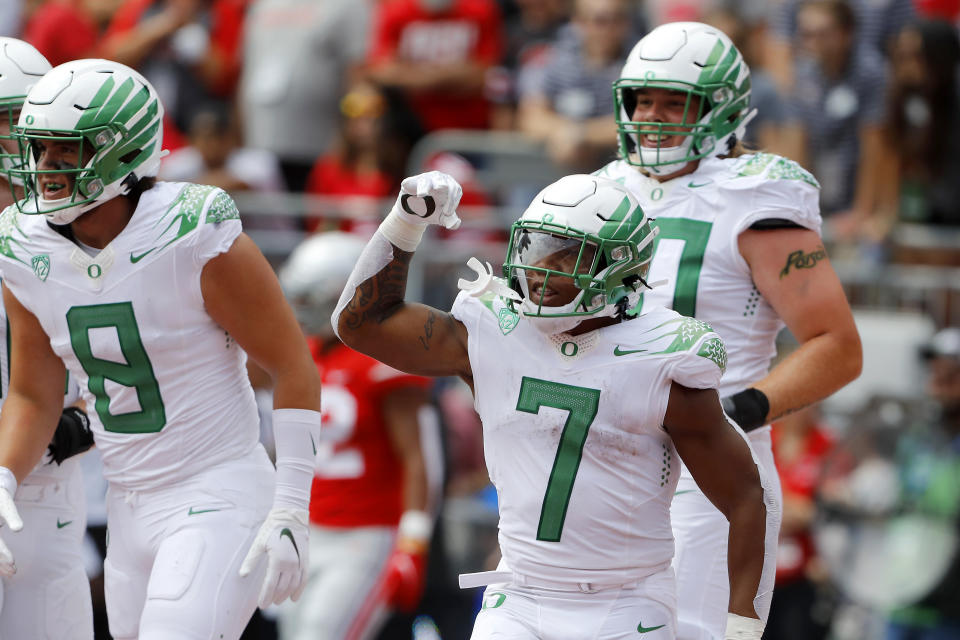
[516,376,601,542]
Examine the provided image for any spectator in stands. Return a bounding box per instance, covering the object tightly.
[364,0,503,133]
[703,3,789,154]
[764,405,835,640]
[240,0,372,192]
[780,0,887,224]
[23,0,120,66]
[160,104,285,194]
[0,0,22,37]
[884,327,960,640]
[516,0,634,171]
[486,0,569,129]
[766,0,914,95]
[100,0,246,136]
[303,82,398,234]
[871,19,960,235]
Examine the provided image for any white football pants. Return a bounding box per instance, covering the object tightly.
[0,459,93,639]
[469,566,678,640]
[103,446,274,640]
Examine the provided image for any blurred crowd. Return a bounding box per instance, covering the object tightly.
[3,0,960,639]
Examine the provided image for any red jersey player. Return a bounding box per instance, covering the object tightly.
[277,231,443,639]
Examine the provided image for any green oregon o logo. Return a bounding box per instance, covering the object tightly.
[25,114,34,125]
[482,592,506,609]
[87,264,102,278]
[560,341,578,357]
[651,188,663,201]
[542,213,555,223]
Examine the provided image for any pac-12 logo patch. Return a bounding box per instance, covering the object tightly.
[31,254,50,281]
[498,307,519,335]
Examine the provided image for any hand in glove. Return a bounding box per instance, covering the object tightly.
[238,507,309,609]
[0,467,22,578]
[393,171,463,231]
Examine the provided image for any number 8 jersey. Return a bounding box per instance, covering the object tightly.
[451,291,727,586]
[0,182,261,492]
[595,154,821,396]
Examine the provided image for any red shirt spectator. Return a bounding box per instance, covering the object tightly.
[367,0,503,131]
[24,0,99,67]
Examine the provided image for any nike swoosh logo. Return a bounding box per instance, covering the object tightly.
[129,249,155,263]
[673,489,697,496]
[614,346,646,356]
[56,519,73,529]
[187,507,221,516]
[310,433,317,456]
[280,527,300,561]
[638,623,666,633]
[687,181,712,188]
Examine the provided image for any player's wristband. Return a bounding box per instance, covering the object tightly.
[272,408,322,510]
[725,613,764,640]
[379,208,426,253]
[0,466,16,496]
[721,388,770,432]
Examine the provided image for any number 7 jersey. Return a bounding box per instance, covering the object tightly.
[451,291,727,585]
[595,154,822,396]
[0,182,261,491]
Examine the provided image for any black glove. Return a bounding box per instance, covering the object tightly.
[720,388,770,432]
[47,407,94,465]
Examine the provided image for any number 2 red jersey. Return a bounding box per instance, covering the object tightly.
[308,339,431,527]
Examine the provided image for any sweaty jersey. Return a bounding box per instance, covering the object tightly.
[0,182,261,491]
[595,153,821,396]
[451,291,726,584]
[307,340,430,528]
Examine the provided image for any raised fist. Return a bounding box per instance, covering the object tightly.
[392,171,463,231]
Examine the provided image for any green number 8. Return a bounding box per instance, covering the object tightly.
[67,302,166,433]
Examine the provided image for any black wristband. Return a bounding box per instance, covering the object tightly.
[47,407,94,465]
[720,388,770,432]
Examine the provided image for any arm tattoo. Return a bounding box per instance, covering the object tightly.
[418,312,436,350]
[341,251,413,330]
[779,246,827,279]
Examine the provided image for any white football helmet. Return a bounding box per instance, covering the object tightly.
[503,174,657,335]
[279,231,369,337]
[0,38,51,187]
[14,59,164,225]
[614,22,755,176]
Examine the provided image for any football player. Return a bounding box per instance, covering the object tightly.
[596,21,862,640]
[0,59,322,640]
[0,37,95,640]
[277,231,442,640]
[334,170,777,640]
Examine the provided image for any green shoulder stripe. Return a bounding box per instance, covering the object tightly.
[736,153,819,188]
[696,336,727,372]
[206,189,240,224]
[0,205,31,267]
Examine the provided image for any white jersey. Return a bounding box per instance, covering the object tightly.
[595,153,821,396]
[0,182,261,491]
[451,291,726,585]
[0,293,82,483]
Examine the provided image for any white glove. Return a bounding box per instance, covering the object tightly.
[394,171,463,231]
[0,467,22,578]
[725,613,764,640]
[238,507,309,609]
